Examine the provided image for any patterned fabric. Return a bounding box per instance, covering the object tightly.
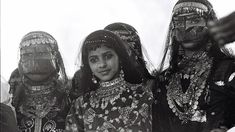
[66,80,153,132]
[16,86,69,132]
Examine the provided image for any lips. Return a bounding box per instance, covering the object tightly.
[98,69,111,75]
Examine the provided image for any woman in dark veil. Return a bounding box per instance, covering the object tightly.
[152,0,235,132]
[10,31,70,132]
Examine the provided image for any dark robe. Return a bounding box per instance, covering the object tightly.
[153,57,235,132]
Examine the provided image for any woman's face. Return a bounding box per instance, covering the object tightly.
[88,45,120,82]
[20,44,57,82]
[173,13,208,50]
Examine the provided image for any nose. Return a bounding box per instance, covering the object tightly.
[97,58,107,68]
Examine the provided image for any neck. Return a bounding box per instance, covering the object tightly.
[99,75,124,88]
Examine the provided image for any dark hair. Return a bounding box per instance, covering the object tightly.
[80,30,142,93]
[104,22,154,81]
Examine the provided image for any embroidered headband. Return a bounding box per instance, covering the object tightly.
[84,35,117,45]
[173,2,211,16]
[20,31,58,50]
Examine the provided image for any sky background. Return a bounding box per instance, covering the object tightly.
[1,0,235,80]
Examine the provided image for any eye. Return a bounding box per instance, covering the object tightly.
[104,53,113,60]
[89,57,98,63]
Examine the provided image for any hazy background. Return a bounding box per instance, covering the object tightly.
[1,0,235,80]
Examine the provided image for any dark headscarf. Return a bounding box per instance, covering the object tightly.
[104,22,154,81]
[158,0,220,73]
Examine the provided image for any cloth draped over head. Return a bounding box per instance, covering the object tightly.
[18,31,68,87]
[104,22,143,60]
[104,22,155,79]
[158,0,217,72]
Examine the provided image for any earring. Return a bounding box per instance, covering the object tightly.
[120,68,124,79]
[92,74,97,84]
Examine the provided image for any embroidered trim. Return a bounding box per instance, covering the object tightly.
[173,2,209,13]
[85,35,116,45]
[20,97,57,118]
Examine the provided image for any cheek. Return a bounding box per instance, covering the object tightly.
[109,57,119,72]
[88,62,98,74]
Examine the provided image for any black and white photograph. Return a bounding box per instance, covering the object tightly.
[1,0,235,131]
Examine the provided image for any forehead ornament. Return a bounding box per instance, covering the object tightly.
[20,32,57,48]
[173,2,209,16]
[84,35,116,45]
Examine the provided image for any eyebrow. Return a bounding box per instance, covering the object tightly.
[103,51,113,55]
[88,50,113,58]
[88,55,97,59]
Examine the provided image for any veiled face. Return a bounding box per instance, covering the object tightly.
[173,13,208,50]
[19,44,57,82]
[88,45,119,82]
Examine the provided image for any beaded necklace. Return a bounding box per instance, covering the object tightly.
[166,51,213,123]
[90,76,126,109]
[19,77,58,118]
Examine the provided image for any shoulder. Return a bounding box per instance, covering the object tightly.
[8,68,21,84]
[73,69,82,78]
[72,69,82,84]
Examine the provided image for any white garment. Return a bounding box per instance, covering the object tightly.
[1,75,11,104]
[227,127,235,132]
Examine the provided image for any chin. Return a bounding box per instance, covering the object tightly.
[98,76,111,82]
[99,75,116,82]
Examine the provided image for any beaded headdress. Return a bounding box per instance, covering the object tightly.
[158,0,217,71]
[19,31,68,89]
[20,31,58,51]
[172,0,215,18]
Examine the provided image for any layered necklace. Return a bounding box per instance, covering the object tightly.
[90,75,127,109]
[166,51,213,123]
[20,77,58,118]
